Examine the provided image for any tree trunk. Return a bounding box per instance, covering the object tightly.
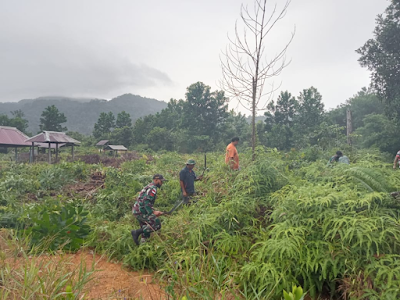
[31,142,35,163]
[346,108,353,145]
[252,77,256,161]
[220,0,293,158]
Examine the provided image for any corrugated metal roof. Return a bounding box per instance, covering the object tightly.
[104,145,128,151]
[96,140,109,146]
[26,131,81,144]
[36,142,67,149]
[0,126,31,147]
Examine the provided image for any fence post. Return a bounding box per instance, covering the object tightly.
[346,108,353,145]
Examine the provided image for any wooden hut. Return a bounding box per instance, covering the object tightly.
[0,126,32,162]
[103,145,128,157]
[26,131,81,164]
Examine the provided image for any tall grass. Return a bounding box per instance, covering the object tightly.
[0,229,94,300]
[96,149,400,299]
[2,147,400,299]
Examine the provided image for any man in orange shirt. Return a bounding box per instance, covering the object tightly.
[225,137,239,170]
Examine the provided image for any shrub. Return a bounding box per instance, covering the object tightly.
[25,201,91,251]
[91,168,143,221]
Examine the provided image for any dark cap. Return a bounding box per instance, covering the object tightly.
[186,159,196,165]
[153,174,167,181]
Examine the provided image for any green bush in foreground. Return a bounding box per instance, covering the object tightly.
[25,201,91,251]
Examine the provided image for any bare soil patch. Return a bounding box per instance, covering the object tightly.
[63,171,106,199]
[2,250,166,299]
[67,251,166,300]
[0,229,166,300]
[70,152,151,168]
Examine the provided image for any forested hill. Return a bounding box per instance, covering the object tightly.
[0,94,167,135]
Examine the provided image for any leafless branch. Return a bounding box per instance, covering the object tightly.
[220,0,294,158]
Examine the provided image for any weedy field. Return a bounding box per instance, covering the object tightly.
[0,146,400,299]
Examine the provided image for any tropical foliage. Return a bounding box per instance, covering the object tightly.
[357,0,400,118]
[39,105,68,132]
[1,146,400,299]
[0,110,29,134]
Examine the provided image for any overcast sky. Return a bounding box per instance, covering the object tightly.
[0,0,388,113]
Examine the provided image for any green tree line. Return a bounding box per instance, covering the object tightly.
[0,83,396,155]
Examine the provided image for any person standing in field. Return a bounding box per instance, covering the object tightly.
[393,150,400,169]
[131,174,167,245]
[327,150,350,166]
[179,159,203,203]
[225,137,240,170]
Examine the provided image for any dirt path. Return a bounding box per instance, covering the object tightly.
[66,251,167,300]
[0,234,167,300]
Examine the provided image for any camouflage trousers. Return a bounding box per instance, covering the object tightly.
[135,213,161,238]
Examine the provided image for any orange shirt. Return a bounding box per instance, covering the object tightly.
[225,143,239,170]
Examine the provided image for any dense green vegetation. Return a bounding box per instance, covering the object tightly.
[0,109,29,133]
[39,105,68,132]
[1,145,400,299]
[357,0,400,119]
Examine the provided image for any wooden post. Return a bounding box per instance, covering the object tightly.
[71,145,74,160]
[31,142,35,163]
[14,147,18,163]
[48,143,51,164]
[346,108,353,145]
[55,143,59,163]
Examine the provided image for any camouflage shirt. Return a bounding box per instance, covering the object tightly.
[132,183,158,215]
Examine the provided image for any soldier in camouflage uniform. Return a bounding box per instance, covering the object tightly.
[131,174,167,245]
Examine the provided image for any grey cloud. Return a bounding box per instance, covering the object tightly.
[0,0,389,109]
[0,33,172,101]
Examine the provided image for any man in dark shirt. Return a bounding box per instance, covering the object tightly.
[179,159,203,203]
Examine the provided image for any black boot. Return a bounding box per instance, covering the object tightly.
[131,228,144,246]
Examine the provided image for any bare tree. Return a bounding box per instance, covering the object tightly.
[220,0,294,160]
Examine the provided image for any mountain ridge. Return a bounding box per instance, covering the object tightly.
[0,94,168,135]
